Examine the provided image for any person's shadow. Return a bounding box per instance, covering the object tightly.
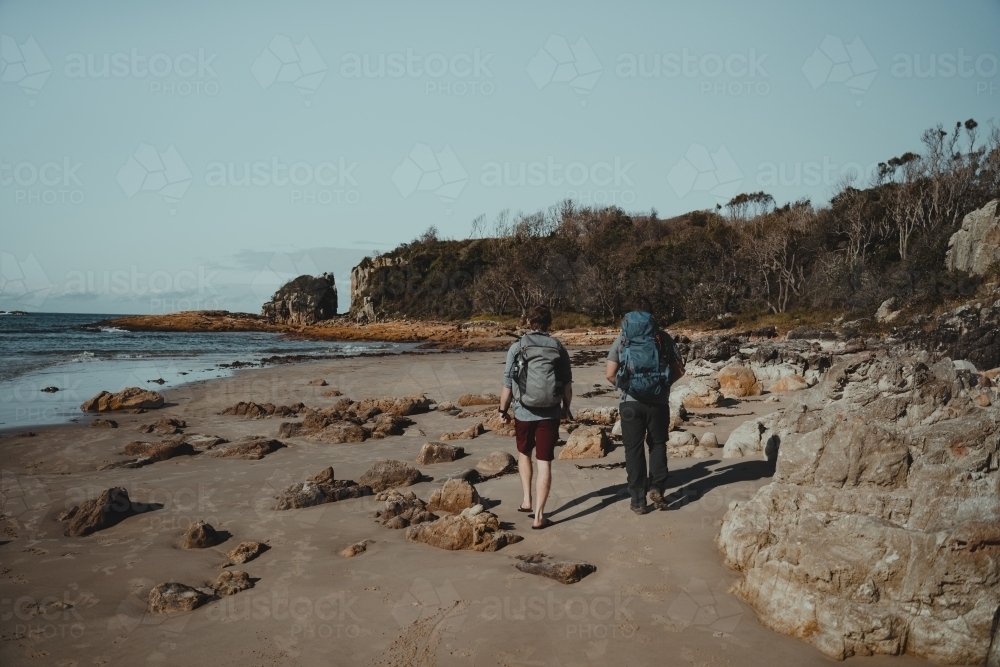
[544,458,776,523]
[663,459,776,510]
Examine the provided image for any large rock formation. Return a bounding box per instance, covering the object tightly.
[261,273,337,326]
[901,299,1000,372]
[717,352,1000,664]
[945,199,1000,275]
[81,387,164,412]
[405,505,522,552]
[350,255,406,314]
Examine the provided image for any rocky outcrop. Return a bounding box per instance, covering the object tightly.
[717,352,1000,664]
[515,553,597,584]
[81,387,164,412]
[221,401,303,418]
[945,199,1000,275]
[722,413,781,459]
[261,273,337,326]
[350,255,406,313]
[358,460,422,492]
[427,479,481,514]
[558,425,610,460]
[901,299,1000,372]
[417,442,464,464]
[148,583,208,614]
[405,505,522,552]
[64,487,135,537]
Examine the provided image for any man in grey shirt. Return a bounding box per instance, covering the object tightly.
[605,297,684,513]
[498,305,572,529]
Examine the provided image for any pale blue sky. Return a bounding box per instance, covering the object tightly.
[2,0,998,313]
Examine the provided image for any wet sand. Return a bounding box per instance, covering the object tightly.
[0,348,932,666]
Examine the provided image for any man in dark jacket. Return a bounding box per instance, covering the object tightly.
[605,297,684,513]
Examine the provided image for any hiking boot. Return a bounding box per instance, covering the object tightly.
[630,503,650,515]
[648,489,668,510]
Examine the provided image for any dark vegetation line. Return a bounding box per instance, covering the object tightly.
[354,120,1000,327]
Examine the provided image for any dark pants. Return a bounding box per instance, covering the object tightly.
[619,400,669,506]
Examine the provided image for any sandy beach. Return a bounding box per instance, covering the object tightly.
[0,346,934,667]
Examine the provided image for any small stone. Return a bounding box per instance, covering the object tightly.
[700,432,719,448]
[90,419,118,428]
[341,540,375,557]
[41,386,59,393]
[208,437,285,460]
[308,379,328,386]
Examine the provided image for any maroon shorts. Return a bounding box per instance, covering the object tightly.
[514,418,559,462]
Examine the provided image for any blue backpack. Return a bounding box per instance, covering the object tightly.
[614,311,671,400]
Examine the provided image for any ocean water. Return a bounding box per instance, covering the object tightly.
[0,312,412,430]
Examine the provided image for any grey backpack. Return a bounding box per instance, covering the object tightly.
[512,333,563,409]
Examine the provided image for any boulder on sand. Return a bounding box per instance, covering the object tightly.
[123,440,195,462]
[405,505,522,552]
[573,407,619,425]
[457,393,499,407]
[677,377,724,408]
[273,468,371,510]
[183,520,221,548]
[441,422,484,441]
[515,553,596,584]
[482,411,516,436]
[147,583,208,614]
[416,442,464,464]
[717,366,762,398]
[558,425,609,460]
[137,417,186,435]
[306,423,368,444]
[90,419,118,428]
[717,353,1000,664]
[340,540,375,557]
[213,570,253,596]
[370,489,437,529]
[208,437,285,460]
[367,413,413,438]
[221,401,303,418]
[226,541,267,565]
[771,375,808,392]
[476,451,517,475]
[65,487,135,537]
[81,387,164,412]
[427,479,481,514]
[357,459,422,492]
[722,414,781,460]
